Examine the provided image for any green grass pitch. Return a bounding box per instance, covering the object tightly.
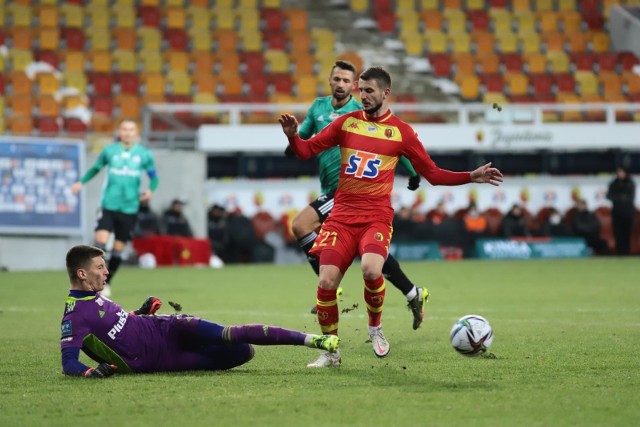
[1,258,638,427]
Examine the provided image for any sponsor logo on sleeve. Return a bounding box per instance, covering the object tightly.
[61,320,73,337]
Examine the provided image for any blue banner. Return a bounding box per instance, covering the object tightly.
[389,241,443,261]
[0,138,85,235]
[475,238,590,259]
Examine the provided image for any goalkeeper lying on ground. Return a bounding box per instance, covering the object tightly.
[61,245,339,378]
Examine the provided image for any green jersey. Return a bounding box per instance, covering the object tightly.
[81,142,158,214]
[298,95,417,194]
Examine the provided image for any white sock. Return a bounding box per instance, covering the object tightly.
[405,286,418,301]
[303,334,316,348]
[368,325,382,334]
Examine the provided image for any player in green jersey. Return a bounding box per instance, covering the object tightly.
[287,61,428,330]
[71,120,158,297]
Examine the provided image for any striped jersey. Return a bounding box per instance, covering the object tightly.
[288,109,471,223]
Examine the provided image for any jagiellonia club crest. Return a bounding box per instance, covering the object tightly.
[384,128,394,139]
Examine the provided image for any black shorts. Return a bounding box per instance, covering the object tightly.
[309,191,335,223]
[95,208,138,243]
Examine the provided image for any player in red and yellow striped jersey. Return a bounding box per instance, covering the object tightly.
[279,66,503,367]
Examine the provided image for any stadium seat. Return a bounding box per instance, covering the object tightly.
[573,53,596,72]
[167,72,192,96]
[36,116,60,136]
[597,53,618,72]
[501,53,523,72]
[555,73,576,94]
[264,31,288,50]
[619,52,639,71]
[478,54,500,73]
[194,74,218,94]
[143,73,165,96]
[425,31,448,54]
[454,53,476,76]
[92,96,114,115]
[285,8,309,32]
[117,73,139,95]
[520,33,541,54]
[89,51,113,73]
[166,7,186,29]
[481,73,504,93]
[116,94,141,119]
[291,53,315,75]
[497,33,518,54]
[63,28,86,51]
[139,6,162,28]
[264,50,290,73]
[61,4,84,28]
[460,75,481,100]
[271,73,294,95]
[591,32,610,53]
[429,54,452,77]
[421,10,443,31]
[524,52,547,74]
[516,11,536,34]
[544,33,566,54]
[9,94,33,117]
[140,51,164,73]
[39,5,59,27]
[165,29,188,51]
[10,27,32,50]
[505,73,529,96]
[36,94,61,117]
[87,28,110,50]
[289,31,313,55]
[246,73,270,98]
[113,50,137,73]
[548,52,570,73]
[190,30,212,52]
[450,33,472,54]
[65,117,89,134]
[167,51,189,74]
[531,74,554,97]
[567,32,589,53]
[262,9,286,32]
[473,32,495,55]
[9,72,33,96]
[560,11,583,33]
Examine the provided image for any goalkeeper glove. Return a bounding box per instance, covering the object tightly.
[407,175,421,191]
[132,296,162,316]
[83,363,117,379]
[284,146,295,158]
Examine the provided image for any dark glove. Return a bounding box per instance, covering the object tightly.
[83,363,117,378]
[284,146,295,158]
[407,175,421,191]
[132,296,162,316]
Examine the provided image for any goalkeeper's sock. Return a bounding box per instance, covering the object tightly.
[222,324,307,346]
[381,253,414,295]
[298,231,320,276]
[107,251,122,284]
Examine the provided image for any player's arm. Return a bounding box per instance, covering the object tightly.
[285,103,317,157]
[280,114,342,160]
[140,152,159,201]
[398,156,420,190]
[70,150,108,194]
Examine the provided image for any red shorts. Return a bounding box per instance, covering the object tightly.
[309,215,393,273]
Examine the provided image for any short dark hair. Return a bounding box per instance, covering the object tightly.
[66,245,105,280]
[331,60,357,75]
[359,66,392,90]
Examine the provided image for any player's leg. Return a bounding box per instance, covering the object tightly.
[359,223,393,357]
[107,211,137,288]
[93,209,114,296]
[383,254,430,330]
[292,192,334,275]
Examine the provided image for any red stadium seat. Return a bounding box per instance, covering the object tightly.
[261,9,286,32]
[468,11,490,32]
[376,13,396,33]
[374,0,393,10]
[0,75,4,95]
[489,0,509,7]
[509,94,536,103]
[573,53,596,72]
[501,53,523,72]
[118,73,140,95]
[271,73,294,94]
[597,53,618,72]
[531,74,554,97]
[263,31,287,50]
[35,50,60,69]
[63,28,85,51]
[579,0,599,12]
[535,93,555,103]
[90,73,113,96]
[37,117,60,136]
[139,6,162,28]
[0,29,4,46]
[619,52,639,72]
[64,118,88,134]
[242,52,265,74]
[246,73,270,97]
[92,96,114,115]
[481,73,505,93]
[555,74,576,93]
[165,29,188,51]
[582,11,604,31]
[429,54,452,77]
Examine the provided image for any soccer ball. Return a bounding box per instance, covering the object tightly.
[450,315,494,356]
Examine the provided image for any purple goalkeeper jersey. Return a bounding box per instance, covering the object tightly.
[60,292,199,373]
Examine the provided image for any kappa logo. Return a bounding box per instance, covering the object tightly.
[345,150,381,179]
[348,122,359,130]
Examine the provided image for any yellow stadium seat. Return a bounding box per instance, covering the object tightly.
[143,73,165,96]
[445,13,466,33]
[350,0,369,13]
[112,6,136,28]
[190,30,212,51]
[466,0,485,10]
[10,49,34,72]
[214,9,235,31]
[166,0,186,6]
[296,74,319,98]
[473,32,495,55]
[0,55,5,72]
[141,0,160,5]
[8,4,32,27]
[89,50,113,73]
[238,9,260,32]
[512,0,531,13]
[166,7,186,29]
[167,51,189,73]
[399,14,420,35]
[560,11,582,33]
[39,5,59,27]
[188,7,211,31]
[505,73,529,96]
[516,11,536,34]
[263,0,281,7]
[167,72,192,96]
[240,31,263,52]
[113,49,137,73]
[61,4,84,28]
[139,51,163,73]
[0,117,4,134]
[557,0,576,11]
[194,92,219,108]
[492,10,513,35]
[524,52,547,73]
[38,27,60,51]
[238,0,259,9]
[520,33,541,54]
[496,33,518,54]
[37,94,61,117]
[443,0,462,9]
[450,33,472,54]
[87,7,110,28]
[460,75,481,100]
[36,73,60,95]
[265,49,290,73]
[420,0,439,10]
[138,28,162,52]
[478,53,500,73]
[534,0,553,11]
[64,51,85,73]
[483,92,507,105]
[425,31,448,54]
[312,28,336,53]
[396,0,416,15]
[539,11,559,33]
[88,29,111,50]
[591,32,610,53]
[575,71,598,96]
[547,52,570,73]
[63,72,87,93]
[403,34,425,56]
[212,0,233,9]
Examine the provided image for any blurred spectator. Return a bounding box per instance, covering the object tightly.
[462,201,488,257]
[207,204,229,259]
[427,201,448,225]
[501,204,531,237]
[162,199,193,237]
[540,207,572,237]
[133,199,161,238]
[607,166,636,255]
[572,199,609,255]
